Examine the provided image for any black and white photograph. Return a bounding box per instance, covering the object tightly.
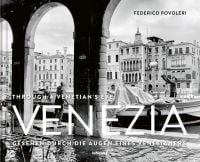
[1,0,200,161]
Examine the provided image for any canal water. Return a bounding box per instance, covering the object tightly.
[5,134,200,162]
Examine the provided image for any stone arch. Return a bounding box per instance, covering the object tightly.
[136,60,139,70]
[25,2,74,44]
[135,73,138,82]
[127,61,129,71]
[102,0,121,37]
[0,18,14,37]
[133,60,135,70]
[0,18,13,100]
[130,61,132,71]
[23,2,75,124]
[126,73,128,82]
[132,73,135,82]
[129,73,131,82]
[124,62,126,71]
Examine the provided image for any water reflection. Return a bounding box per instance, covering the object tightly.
[4,135,200,162]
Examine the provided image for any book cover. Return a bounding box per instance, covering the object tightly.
[1,0,200,161]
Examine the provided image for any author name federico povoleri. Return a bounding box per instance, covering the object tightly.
[133,10,187,16]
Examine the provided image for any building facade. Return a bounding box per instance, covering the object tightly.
[120,28,147,90]
[34,48,74,93]
[0,51,12,100]
[167,42,200,95]
[106,40,127,91]
[119,29,200,95]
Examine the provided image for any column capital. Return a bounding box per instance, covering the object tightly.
[102,28,110,39]
[25,40,35,49]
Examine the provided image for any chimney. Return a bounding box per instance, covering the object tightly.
[64,47,67,55]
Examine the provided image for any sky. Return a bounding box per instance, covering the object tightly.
[1,0,200,54]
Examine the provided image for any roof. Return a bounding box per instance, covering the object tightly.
[36,54,65,59]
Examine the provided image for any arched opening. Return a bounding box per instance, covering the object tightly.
[148,84,152,91]
[103,0,200,97]
[0,19,13,101]
[24,2,74,124]
[132,73,134,82]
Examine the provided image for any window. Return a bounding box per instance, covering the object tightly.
[46,73,49,79]
[168,49,172,55]
[116,55,119,62]
[179,48,182,54]
[156,74,158,80]
[162,46,165,53]
[61,59,63,63]
[186,74,191,79]
[39,74,41,80]
[43,74,45,79]
[50,74,52,79]
[162,58,166,69]
[126,48,129,54]
[136,47,139,54]
[61,74,63,79]
[175,48,178,54]
[192,71,196,79]
[116,43,119,48]
[186,82,190,88]
[39,60,41,64]
[61,66,63,70]
[50,59,52,63]
[35,64,37,71]
[55,65,57,70]
[55,59,57,63]
[43,60,45,64]
[155,47,158,53]
[177,83,180,88]
[121,49,123,54]
[50,66,52,70]
[108,56,111,63]
[149,74,152,80]
[109,72,112,79]
[115,72,118,79]
[55,74,57,79]
[149,48,152,53]
[107,72,109,79]
[54,82,56,86]
[186,47,189,53]
[43,66,45,71]
[132,48,135,53]
[109,44,111,49]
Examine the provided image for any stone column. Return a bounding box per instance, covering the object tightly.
[93,34,108,137]
[24,40,35,126]
[141,46,145,90]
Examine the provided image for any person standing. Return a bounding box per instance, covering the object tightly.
[161,75,177,98]
[54,82,68,124]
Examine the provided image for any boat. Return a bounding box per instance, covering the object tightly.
[110,85,200,126]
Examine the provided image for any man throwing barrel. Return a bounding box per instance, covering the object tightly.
[161,75,177,98]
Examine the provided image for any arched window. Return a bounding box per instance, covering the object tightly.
[149,74,152,80]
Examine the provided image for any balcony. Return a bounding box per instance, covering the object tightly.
[171,64,187,68]
[176,78,191,82]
